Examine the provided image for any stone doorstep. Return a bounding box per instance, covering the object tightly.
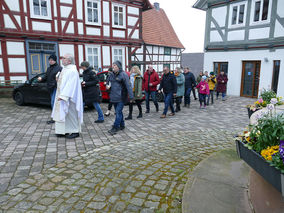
[182,149,253,213]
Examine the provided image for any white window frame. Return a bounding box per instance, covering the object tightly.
[250,0,272,25]
[29,0,52,20]
[112,3,126,29]
[228,1,247,28]
[85,0,101,26]
[85,45,101,71]
[112,46,125,69]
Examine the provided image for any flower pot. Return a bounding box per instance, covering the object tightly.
[236,140,284,196]
[247,107,259,118]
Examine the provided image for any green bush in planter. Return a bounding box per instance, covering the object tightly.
[249,114,284,153]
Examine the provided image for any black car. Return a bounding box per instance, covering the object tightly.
[13,73,51,106]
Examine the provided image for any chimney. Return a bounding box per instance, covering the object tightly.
[154,2,160,11]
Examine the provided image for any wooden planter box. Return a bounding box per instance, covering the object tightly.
[236,140,284,196]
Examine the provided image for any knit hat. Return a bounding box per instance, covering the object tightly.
[113,60,122,70]
[48,54,57,62]
[202,76,207,80]
[80,61,90,68]
[210,72,214,75]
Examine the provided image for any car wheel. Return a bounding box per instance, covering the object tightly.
[156,92,164,102]
[15,91,24,106]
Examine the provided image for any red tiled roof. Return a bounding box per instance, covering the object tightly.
[142,8,185,49]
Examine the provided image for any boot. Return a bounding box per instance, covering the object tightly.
[125,115,132,120]
[137,113,142,118]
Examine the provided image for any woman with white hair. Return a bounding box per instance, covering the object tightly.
[125,65,143,120]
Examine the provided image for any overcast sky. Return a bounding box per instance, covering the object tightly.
[149,0,206,53]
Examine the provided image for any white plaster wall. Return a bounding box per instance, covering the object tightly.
[103,1,110,23]
[131,30,139,39]
[113,30,125,38]
[59,44,74,57]
[23,0,27,13]
[60,6,72,18]
[153,46,159,54]
[135,47,143,54]
[146,46,152,53]
[159,47,164,54]
[66,22,74,34]
[228,30,245,41]
[128,17,138,26]
[8,58,26,73]
[76,0,82,20]
[137,55,143,61]
[104,25,110,37]
[159,55,163,61]
[53,0,57,17]
[103,46,110,66]
[0,42,2,54]
[164,56,170,61]
[277,0,284,17]
[249,27,270,40]
[10,76,27,83]
[0,76,4,81]
[25,17,29,30]
[60,0,72,4]
[204,49,284,97]
[0,59,3,73]
[172,48,176,55]
[78,23,83,34]
[5,0,20,12]
[32,22,51,32]
[210,30,223,42]
[153,55,158,61]
[7,42,25,55]
[54,20,58,33]
[86,27,101,36]
[274,20,284,38]
[211,6,227,27]
[128,6,139,15]
[4,14,17,29]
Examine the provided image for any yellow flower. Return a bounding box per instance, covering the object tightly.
[261,146,279,161]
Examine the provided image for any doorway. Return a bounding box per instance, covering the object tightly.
[241,61,261,98]
[26,41,58,79]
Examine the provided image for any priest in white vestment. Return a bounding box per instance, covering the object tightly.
[51,54,83,139]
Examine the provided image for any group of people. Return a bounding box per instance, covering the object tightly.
[40,53,228,138]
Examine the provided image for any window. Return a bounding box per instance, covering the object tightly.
[213,62,228,75]
[85,0,101,25]
[86,46,100,70]
[30,0,51,19]
[229,2,247,28]
[112,47,124,68]
[164,47,171,55]
[251,0,271,24]
[112,4,125,28]
[271,61,280,94]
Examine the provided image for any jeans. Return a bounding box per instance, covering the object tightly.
[207,90,214,105]
[113,102,125,128]
[145,91,159,111]
[50,89,56,109]
[184,87,192,105]
[93,102,104,121]
[216,92,226,99]
[199,94,207,106]
[163,93,174,115]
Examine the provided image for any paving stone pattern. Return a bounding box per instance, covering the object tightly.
[0,96,254,212]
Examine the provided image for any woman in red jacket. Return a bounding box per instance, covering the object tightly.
[216,71,228,101]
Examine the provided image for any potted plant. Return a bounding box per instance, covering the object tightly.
[236,113,284,196]
[246,89,283,118]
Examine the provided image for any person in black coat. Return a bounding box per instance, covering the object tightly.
[158,66,177,118]
[38,54,62,124]
[80,61,104,123]
[183,67,196,107]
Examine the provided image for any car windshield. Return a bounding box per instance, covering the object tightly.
[31,74,45,84]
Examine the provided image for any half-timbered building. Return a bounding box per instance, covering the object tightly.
[131,3,185,76]
[194,0,284,98]
[0,0,152,83]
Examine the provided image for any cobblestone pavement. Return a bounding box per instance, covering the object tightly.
[0,96,254,212]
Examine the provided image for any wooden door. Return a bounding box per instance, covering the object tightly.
[241,61,261,98]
